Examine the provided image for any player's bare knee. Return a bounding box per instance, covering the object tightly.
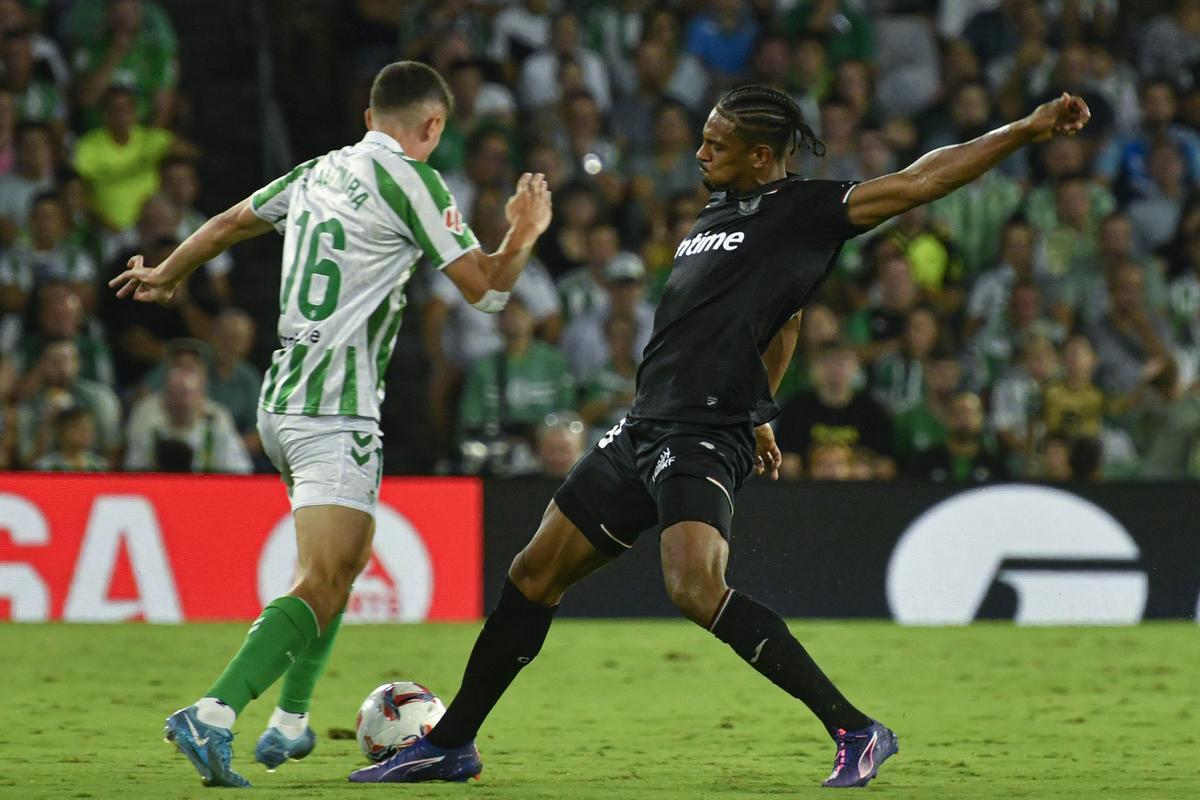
[508,550,560,605]
[663,562,726,625]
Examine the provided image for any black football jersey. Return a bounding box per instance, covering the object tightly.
[629,175,865,426]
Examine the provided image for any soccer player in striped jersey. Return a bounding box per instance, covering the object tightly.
[110,61,551,788]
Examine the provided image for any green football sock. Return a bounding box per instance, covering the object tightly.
[277,610,344,714]
[206,596,320,715]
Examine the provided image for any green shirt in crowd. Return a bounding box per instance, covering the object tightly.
[892,401,947,469]
[74,124,173,229]
[459,342,575,434]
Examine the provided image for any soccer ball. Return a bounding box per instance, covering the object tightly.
[355,681,446,762]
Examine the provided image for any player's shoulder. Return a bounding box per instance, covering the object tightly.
[784,176,858,202]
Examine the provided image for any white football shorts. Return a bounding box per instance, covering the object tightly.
[257,409,383,515]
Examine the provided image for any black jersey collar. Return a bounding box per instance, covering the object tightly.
[708,173,799,205]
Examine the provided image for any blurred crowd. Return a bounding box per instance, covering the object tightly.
[4,0,1200,484]
[0,0,260,474]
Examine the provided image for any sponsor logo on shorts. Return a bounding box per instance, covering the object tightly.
[652,447,675,482]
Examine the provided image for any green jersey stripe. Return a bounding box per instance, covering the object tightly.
[272,344,308,410]
[404,157,477,250]
[365,293,391,345]
[261,354,282,407]
[374,305,406,390]
[303,348,333,414]
[373,159,441,266]
[252,157,318,210]
[339,346,358,415]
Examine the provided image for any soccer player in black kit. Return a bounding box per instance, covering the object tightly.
[351,87,1090,787]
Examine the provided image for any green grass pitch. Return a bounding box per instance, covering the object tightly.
[1,621,1196,799]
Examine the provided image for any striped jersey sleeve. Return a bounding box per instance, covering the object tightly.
[372,156,480,270]
[250,157,319,234]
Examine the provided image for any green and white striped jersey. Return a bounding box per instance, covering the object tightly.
[251,130,479,421]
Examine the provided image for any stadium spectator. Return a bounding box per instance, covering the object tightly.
[870,305,938,416]
[1023,136,1115,234]
[1127,142,1189,254]
[1038,432,1073,481]
[2,27,65,134]
[1089,262,1178,397]
[1140,381,1200,478]
[11,281,113,388]
[536,181,602,277]
[206,311,261,449]
[1096,77,1200,203]
[0,88,15,173]
[1043,334,1105,441]
[442,128,512,226]
[422,185,562,458]
[551,89,624,205]
[578,312,637,443]
[143,319,261,452]
[805,441,855,481]
[1139,0,1200,89]
[32,406,107,471]
[883,205,964,315]
[0,120,54,244]
[486,0,551,66]
[534,411,587,479]
[519,11,612,113]
[0,0,68,89]
[846,247,918,363]
[968,280,1066,392]
[782,0,872,65]
[159,156,233,307]
[74,85,190,231]
[891,349,962,471]
[0,192,97,311]
[102,191,180,266]
[434,59,517,174]
[774,302,839,407]
[684,0,759,82]
[776,341,895,480]
[124,363,250,473]
[639,8,708,112]
[804,96,860,182]
[15,337,120,467]
[628,100,698,206]
[789,34,831,128]
[909,391,1007,482]
[560,253,653,381]
[612,39,675,157]
[991,334,1061,463]
[0,351,12,468]
[71,0,179,128]
[458,296,574,463]
[557,223,620,323]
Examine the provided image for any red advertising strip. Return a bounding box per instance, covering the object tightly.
[0,474,482,622]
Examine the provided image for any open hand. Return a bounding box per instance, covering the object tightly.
[505,172,552,236]
[108,255,179,304]
[1025,92,1091,142]
[754,423,782,481]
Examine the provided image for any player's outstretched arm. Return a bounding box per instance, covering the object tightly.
[109,197,272,304]
[442,172,551,312]
[846,93,1090,231]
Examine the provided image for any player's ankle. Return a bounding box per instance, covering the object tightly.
[194,696,236,729]
[269,707,309,739]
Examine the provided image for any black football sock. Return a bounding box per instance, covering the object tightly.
[709,589,872,735]
[426,578,557,749]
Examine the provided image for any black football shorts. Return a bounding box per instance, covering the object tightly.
[553,416,756,558]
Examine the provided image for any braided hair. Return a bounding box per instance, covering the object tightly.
[714,85,825,160]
